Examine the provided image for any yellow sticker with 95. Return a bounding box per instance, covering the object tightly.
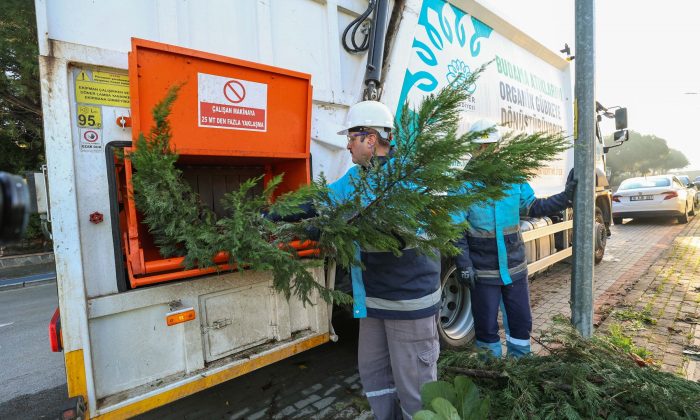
[77,105,102,128]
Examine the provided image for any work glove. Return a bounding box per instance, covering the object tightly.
[457,266,477,290]
[564,178,578,203]
[262,210,281,222]
[264,213,321,240]
[305,225,321,241]
[263,201,318,223]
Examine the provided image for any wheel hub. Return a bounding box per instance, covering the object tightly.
[595,221,606,251]
[439,267,474,341]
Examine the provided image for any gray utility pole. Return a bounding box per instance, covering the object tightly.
[571,0,595,338]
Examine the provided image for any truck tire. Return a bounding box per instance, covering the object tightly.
[612,217,623,225]
[678,205,689,224]
[438,263,475,349]
[594,207,606,264]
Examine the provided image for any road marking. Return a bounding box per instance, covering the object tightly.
[0,322,14,328]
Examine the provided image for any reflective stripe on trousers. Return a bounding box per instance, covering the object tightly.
[358,315,439,420]
[471,278,532,357]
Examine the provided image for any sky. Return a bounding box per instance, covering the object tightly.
[478,0,700,170]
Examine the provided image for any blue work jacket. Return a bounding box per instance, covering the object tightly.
[452,183,569,285]
[329,158,441,320]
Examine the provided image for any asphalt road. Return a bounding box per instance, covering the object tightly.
[0,283,67,419]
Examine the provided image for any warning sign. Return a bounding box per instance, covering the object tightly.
[79,128,103,152]
[198,73,267,132]
[92,71,129,87]
[75,69,130,107]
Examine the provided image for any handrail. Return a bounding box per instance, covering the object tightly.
[521,220,573,243]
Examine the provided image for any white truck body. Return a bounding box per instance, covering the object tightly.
[35,0,574,417]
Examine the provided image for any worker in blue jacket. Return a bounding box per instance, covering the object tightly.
[332,100,441,420]
[453,119,577,358]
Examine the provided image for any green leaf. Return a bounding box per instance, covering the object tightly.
[430,397,461,420]
[453,375,474,392]
[451,376,489,420]
[413,410,441,420]
[477,397,490,420]
[421,381,457,409]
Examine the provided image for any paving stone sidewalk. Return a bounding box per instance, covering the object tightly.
[598,215,700,379]
[529,215,700,380]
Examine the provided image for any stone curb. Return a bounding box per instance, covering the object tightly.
[0,252,55,269]
[0,277,56,291]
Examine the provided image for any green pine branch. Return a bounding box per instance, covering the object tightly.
[130,85,347,305]
[299,66,569,266]
[439,320,700,418]
[130,66,569,305]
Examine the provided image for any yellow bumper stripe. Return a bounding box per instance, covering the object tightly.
[96,333,329,419]
[65,349,88,399]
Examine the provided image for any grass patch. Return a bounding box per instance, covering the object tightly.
[607,324,633,349]
[350,396,370,413]
[612,307,657,326]
[606,323,653,360]
[675,360,688,377]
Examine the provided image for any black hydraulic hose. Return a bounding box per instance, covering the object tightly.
[364,0,389,98]
[342,0,376,54]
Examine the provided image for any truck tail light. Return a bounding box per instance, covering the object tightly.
[612,195,621,202]
[662,191,678,200]
[166,307,196,326]
[49,307,63,352]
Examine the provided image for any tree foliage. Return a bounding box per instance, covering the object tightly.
[130,68,569,304]
[664,148,690,172]
[130,86,341,305]
[438,320,700,419]
[0,0,43,173]
[289,68,570,270]
[605,131,689,183]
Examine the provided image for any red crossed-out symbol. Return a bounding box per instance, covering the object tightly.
[223,80,246,104]
[83,130,99,143]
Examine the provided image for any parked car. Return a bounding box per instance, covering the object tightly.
[612,175,695,224]
[677,175,700,212]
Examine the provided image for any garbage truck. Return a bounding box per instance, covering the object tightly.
[35,0,627,417]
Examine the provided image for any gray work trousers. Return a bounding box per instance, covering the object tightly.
[358,315,439,420]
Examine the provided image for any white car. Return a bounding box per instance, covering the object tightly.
[612,175,695,224]
[677,174,700,212]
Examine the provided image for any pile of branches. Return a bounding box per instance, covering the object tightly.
[129,66,569,305]
[438,321,700,419]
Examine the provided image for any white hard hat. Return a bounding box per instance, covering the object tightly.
[469,119,501,144]
[337,100,394,136]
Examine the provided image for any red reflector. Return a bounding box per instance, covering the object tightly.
[612,195,621,202]
[49,307,62,352]
[662,191,678,200]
